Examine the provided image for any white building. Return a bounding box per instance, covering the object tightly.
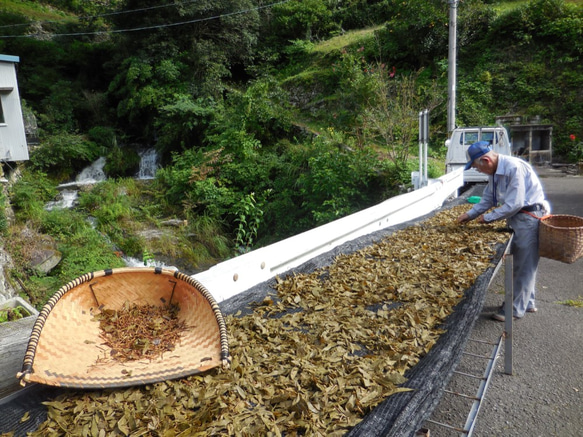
[0,54,28,162]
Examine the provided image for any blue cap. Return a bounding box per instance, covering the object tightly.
[465,141,492,170]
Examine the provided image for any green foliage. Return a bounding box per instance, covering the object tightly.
[107,56,188,142]
[0,0,76,23]
[40,208,124,274]
[296,132,380,226]
[329,0,395,30]
[155,95,216,153]
[463,0,583,157]
[282,39,316,70]
[40,208,90,240]
[328,46,380,122]
[87,126,117,151]
[568,142,583,162]
[108,57,155,118]
[78,179,132,224]
[142,249,155,266]
[105,145,141,178]
[77,179,146,256]
[566,133,583,162]
[29,133,100,180]
[108,0,260,99]
[87,126,140,178]
[8,170,58,223]
[51,225,126,286]
[5,204,126,308]
[377,0,493,69]
[556,296,583,307]
[456,70,496,126]
[0,305,28,323]
[234,192,267,253]
[209,78,293,154]
[271,0,336,42]
[14,273,62,310]
[185,213,231,263]
[42,0,122,16]
[37,80,83,133]
[3,0,583,286]
[156,148,236,220]
[361,69,444,169]
[487,0,582,55]
[377,0,449,69]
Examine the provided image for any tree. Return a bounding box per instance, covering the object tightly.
[361,68,443,171]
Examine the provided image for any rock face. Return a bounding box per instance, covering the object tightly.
[29,243,62,275]
[0,228,62,304]
[17,228,62,275]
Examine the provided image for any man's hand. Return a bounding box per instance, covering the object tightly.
[457,213,471,223]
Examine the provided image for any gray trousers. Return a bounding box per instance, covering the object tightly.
[507,210,544,317]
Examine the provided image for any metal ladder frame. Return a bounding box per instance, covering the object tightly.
[424,235,514,436]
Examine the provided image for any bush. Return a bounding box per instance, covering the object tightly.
[155,148,237,219]
[8,169,58,224]
[30,133,100,181]
[104,145,141,178]
[51,225,126,288]
[296,132,380,226]
[77,179,147,256]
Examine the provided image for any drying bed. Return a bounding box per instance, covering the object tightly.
[0,199,509,436]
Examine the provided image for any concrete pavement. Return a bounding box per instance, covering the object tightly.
[422,171,583,436]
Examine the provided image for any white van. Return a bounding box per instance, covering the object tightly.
[445,126,511,183]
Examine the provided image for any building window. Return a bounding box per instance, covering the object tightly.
[0,98,5,124]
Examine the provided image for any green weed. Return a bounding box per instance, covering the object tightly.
[0,306,28,323]
[556,297,583,308]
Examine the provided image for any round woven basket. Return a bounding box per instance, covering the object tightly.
[539,214,583,264]
[17,267,229,389]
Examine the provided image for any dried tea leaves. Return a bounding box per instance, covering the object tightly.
[93,301,188,362]
[26,205,510,436]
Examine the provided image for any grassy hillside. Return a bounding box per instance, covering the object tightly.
[0,0,77,22]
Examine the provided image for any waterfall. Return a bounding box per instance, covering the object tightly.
[137,149,159,180]
[76,156,107,184]
[46,157,107,209]
[57,156,107,189]
[45,189,79,211]
[48,150,157,211]
[123,255,177,270]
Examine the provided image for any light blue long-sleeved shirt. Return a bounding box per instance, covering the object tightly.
[467,155,547,222]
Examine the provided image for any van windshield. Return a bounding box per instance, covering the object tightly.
[460,131,495,146]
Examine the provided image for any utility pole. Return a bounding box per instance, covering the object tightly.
[447,0,458,135]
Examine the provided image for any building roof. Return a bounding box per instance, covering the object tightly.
[0,54,20,63]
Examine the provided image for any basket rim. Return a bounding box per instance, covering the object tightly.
[18,266,230,388]
[540,214,583,229]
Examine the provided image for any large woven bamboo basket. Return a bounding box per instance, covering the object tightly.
[539,214,583,264]
[17,267,229,389]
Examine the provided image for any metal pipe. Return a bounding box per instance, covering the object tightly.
[419,111,424,189]
[504,253,514,375]
[424,109,429,185]
[462,351,493,360]
[425,418,468,434]
[444,390,480,401]
[453,370,486,380]
[447,0,458,134]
